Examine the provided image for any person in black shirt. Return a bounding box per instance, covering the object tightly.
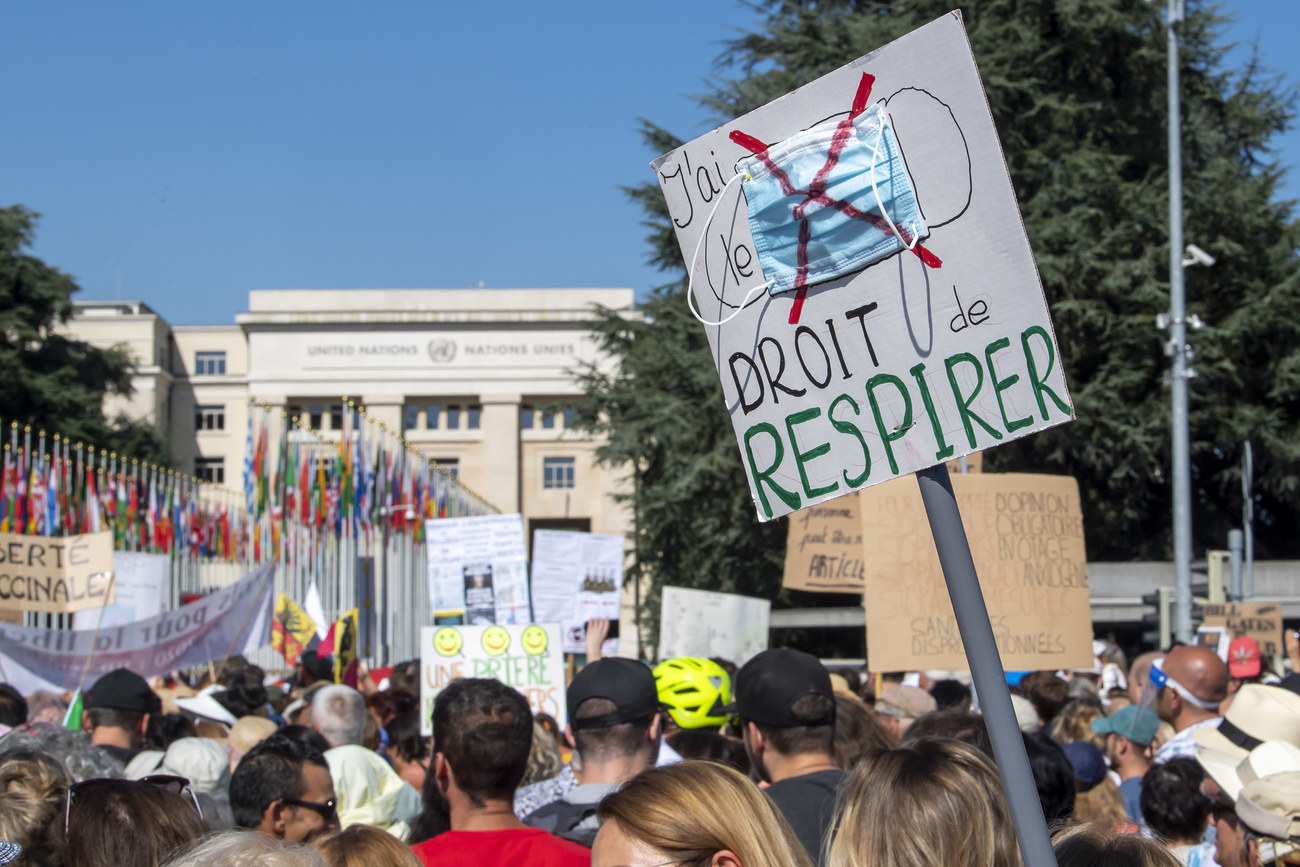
[726,649,843,867]
[81,668,161,766]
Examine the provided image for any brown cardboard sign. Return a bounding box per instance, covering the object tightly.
[1202,602,1284,658]
[861,473,1091,671]
[0,532,115,613]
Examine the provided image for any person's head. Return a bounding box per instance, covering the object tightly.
[148,713,198,751]
[82,668,161,750]
[1191,684,1300,760]
[568,658,662,775]
[831,694,897,770]
[0,722,125,782]
[365,690,416,729]
[215,673,269,720]
[0,749,70,864]
[1019,671,1070,727]
[832,669,862,697]
[874,685,937,737]
[665,729,751,774]
[1059,741,1108,792]
[229,733,337,842]
[310,686,366,749]
[520,719,562,787]
[276,724,333,757]
[386,661,419,697]
[431,678,531,811]
[65,778,209,867]
[1092,705,1159,770]
[310,824,422,867]
[1052,824,1182,867]
[217,655,250,688]
[729,649,835,781]
[229,716,280,769]
[384,711,430,791]
[163,829,326,867]
[1129,651,1162,704]
[296,652,333,690]
[406,752,451,847]
[595,760,812,867]
[900,711,993,760]
[1142,757,1211,847]
[929,679,972,713]
[1155,646,1230,726]
[1023,731,1076,826]
[0,685,27,728]
[827,737,1022,867]
[1048,698,1107,750]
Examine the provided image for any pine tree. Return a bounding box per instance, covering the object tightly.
[577,0,1300,637]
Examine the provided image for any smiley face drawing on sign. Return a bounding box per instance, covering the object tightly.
[521,625,549,656]
[481,626,511,656]
[433,627,463,657]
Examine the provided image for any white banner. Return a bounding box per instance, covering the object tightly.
[72,552,169,630]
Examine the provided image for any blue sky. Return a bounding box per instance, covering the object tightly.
[5,2,1297,326]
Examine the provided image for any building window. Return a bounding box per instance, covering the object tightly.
[541,410,555,429]
[288,404,303,424]
[330,405,343,431]
[563,405,576,427]
[433,459,459,478]
[195,406,225,431]
[447,405,461,429]
[309,405,324,430]
[194,457,224,484]
[468,405,482,429]
[520,405,534,429]
[426,404,441,429]
[403,405,420,432]
[543,457,575,489]
[195,351,226,375]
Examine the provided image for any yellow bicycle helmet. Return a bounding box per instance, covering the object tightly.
[653,657,732,729]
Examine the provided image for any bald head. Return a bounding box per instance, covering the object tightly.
[1163,646,1229,704]
[1128,651,1162,704]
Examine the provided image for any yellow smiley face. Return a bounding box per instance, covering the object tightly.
[521,625,549,656]
[433,627,463,657]
[481,625,511,656]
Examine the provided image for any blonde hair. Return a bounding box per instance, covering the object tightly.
[1053,823,1181,867]
[827,738,1022,867]
[519,719,563,787]
[1050,700,1107,751]
[1072,778,1129,826]
[311,825,421,867]
[0,749,71,866]
[596,760,813,867]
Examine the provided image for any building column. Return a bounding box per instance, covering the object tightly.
[480,393,521,514]
[361,395,405,435]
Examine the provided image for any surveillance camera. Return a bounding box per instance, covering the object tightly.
[1183,244,1216,268]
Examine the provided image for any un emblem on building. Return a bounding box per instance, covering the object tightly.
[427,339,457,364]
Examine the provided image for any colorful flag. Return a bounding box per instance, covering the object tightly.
[271,593,317,666]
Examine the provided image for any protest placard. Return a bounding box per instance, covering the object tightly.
[860,473,1091,671]
[0,531,115,614]
[72,552,167,629]
[425,514,529,624]
[658,586,770,666]
[653,13,1073,522]
[1203,602,1284,658]
[419,622,566,734]
[0,562,275,690]
[530,529,625,654]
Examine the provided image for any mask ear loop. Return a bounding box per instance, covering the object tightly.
[687,171,774,327]
[868,111,920,252]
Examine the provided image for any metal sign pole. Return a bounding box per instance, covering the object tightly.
[916,463,1058,867]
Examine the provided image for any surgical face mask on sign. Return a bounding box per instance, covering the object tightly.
[738,102,929,296]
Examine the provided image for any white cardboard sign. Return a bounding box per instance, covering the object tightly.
[658,586,771,666]
[425,514,529,623]
[653,13,1073,522]
[530,529,625,654]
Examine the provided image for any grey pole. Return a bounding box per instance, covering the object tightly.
[1243,441,1255,599]
[1165,0,1194,644]
[1228,529,1244,601]
[916,464,1058,867]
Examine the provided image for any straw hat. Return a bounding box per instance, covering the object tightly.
[1193,684,1300,760]
[1198,741,1300,803]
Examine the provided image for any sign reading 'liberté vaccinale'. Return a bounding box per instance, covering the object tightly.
[653,13,1073,521]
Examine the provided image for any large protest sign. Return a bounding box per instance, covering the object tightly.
[531,530,624,654]
[72,552,167,630]
[419,622,565,734]
[0,531,115,613]
[654,13,1073,522]
[1203,602,1284,658]
[861,473,1091,671]
[658,586,770,666]
[0,562,275,690]
[425,514,529,624]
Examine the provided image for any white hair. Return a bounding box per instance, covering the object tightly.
[311,685,367,748]
[162,830,325,867]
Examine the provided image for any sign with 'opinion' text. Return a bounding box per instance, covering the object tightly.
[654,13,1073,521]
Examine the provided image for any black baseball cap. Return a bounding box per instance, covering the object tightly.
[84,668,161,714]
[724,648,834,727]
[567,658,661,730]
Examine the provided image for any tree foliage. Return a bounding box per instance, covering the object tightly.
[577,0,1300,646]
[0,205,166,461]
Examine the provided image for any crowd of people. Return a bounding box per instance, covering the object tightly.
[1,633,1300,866]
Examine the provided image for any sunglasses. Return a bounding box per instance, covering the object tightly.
[65,774,203,834]
[281,797,338,824]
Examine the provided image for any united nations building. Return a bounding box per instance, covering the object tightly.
[65,288,636,543]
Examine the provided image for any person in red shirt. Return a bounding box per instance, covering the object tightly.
[410,678,588,867]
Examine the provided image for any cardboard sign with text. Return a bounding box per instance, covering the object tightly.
[861,473,1091,670]
[0,531,115,613]
[654,13,1072,522]
[784,453,982,592]
[419,622,565,735]
[1203,603,1284,658]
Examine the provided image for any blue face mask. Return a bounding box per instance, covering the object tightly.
[737,103,932,296]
